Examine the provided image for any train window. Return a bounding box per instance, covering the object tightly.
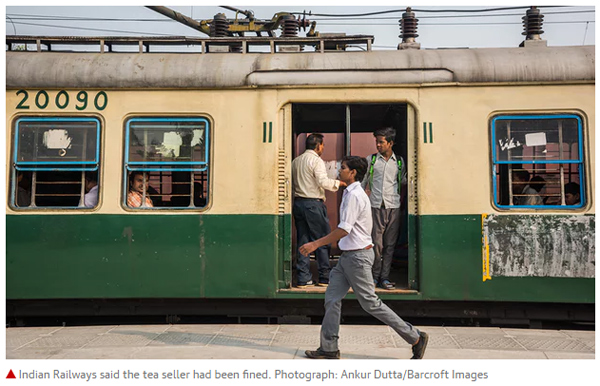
[123,117,209,210]
[11,117,101,209]
[491,114,585,209]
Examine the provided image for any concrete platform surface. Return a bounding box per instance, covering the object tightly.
[6,324,595,359]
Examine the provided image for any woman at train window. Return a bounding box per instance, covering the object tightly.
[127,171,154,208]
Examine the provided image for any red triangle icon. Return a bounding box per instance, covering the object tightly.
[7,370,16,379]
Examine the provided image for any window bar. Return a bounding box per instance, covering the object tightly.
[345,104,351,156]
[189,171,194,208]
[31,171,37,208]
[506,122,513,205]
[142,171,148,207]
[79,171,86,207]
[558,120,566,205]
[144,129,149,160]
[79,128,88,207]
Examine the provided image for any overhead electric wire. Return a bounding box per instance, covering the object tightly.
[310,9,595,21]
[7,8,594,22]
[288,6,566,17]
[317,21,595,27]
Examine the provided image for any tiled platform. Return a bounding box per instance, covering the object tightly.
[6,324,595,359]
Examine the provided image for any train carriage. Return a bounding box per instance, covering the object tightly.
[5,34,595,323]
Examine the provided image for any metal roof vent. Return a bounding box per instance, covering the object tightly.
[398,7,421,50]
[520,6,547,47]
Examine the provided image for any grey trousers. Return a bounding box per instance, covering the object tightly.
[371,207,401,282]
[320,249,420,352]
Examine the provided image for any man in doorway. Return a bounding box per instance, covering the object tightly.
[362,127,406,290]
[301,156,428,359]
[292,133,345,287]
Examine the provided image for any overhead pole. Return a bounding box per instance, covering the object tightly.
[146,6,210,35]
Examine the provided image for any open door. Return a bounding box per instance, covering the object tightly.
[288,103,414,291]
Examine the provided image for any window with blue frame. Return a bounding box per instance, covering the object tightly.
[491,114,585,209]
[124,117,209,209]
[11,117,101,209]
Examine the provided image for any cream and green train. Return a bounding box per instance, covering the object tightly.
[5,41,594,323]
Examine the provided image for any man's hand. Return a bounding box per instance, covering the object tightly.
[338,180,347,188]
[299,242,318,256]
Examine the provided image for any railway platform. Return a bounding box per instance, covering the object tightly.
[6,323,595,359]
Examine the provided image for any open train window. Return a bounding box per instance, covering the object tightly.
[123,117,209,210]
[11,117,101,209]
[491,114,585,209]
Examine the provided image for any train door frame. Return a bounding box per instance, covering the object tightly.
[406,104,419,291]
[284,102,419,292]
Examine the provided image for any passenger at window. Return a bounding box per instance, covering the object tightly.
[564,182,581,205]
[361,127,406,290]
[292,133,346,287]
[512,170,542,206]
[84,171,99,208]
[16,172,32,207]
[127,171,154,208]
[530,175,547,204]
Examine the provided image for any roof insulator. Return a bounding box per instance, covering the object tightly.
[399,7,419,43]
[281,15,299,37]
[522,6,544,40]
[210,13,228,37]
[398,7,421,50]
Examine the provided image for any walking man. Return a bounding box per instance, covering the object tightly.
[292,134,345,287]
[301,156,428,359]
[362,127,406,290]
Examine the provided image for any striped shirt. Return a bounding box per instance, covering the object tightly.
[127,191,154,208]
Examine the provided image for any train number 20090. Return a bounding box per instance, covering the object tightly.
[16,90,108,111]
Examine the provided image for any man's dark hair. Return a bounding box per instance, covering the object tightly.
[85,170,98,183]
[373,127,396,143]
[306,133,324,150]
[530,175,545,193]
[564,182,580,196]
[342,156,368,182]
[512,169,530,182]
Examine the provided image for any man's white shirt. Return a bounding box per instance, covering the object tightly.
[338,182,373,251]
[292,149,340,200]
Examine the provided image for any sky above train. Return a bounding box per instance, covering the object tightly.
[5,5,596,50]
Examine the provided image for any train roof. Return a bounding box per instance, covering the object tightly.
[6,45,595,89]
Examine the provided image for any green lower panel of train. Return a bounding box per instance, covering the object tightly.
[6,214,594,304]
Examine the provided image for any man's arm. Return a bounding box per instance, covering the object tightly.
[314,158,345,190]
[299,228,349,256]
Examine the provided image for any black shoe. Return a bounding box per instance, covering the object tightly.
[411,331,429,359]
[296,280,314,288]
[305,348,340,359]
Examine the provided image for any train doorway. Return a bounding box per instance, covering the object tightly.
[289,103,415,292]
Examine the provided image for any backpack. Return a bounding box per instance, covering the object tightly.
[368,153,405,193]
